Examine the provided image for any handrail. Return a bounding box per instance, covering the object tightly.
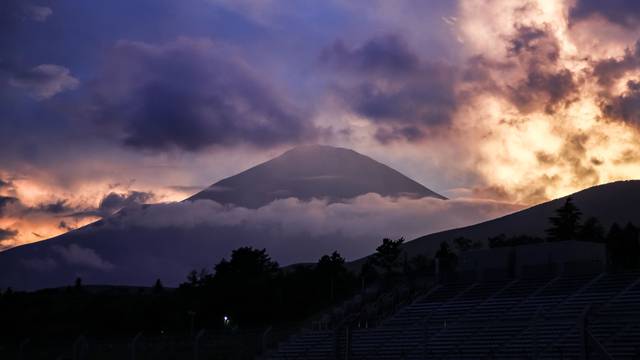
[546,274,604,315]
[586,328,614,360]
[598,272,640,313]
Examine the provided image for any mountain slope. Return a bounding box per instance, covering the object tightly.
[0,145,446,290]
[189,145,446,207]
[398,180,640,258]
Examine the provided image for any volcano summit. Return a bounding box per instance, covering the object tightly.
[189,145,446,207]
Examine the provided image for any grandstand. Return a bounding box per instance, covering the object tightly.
[266,243,640,359]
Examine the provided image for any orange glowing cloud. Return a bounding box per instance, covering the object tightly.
[444,0,640,203]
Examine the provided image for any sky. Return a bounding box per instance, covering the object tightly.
[2,0,640,249]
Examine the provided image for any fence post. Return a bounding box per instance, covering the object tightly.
[73,335,87,360]
[18,338,30,360]
[533,315,538,359]
[530,304,546,359]
[261,326,272,355]
[194,329,205,360]
[344,326,351,360]
[422,321,428,360]
[130,332,142,360]
[579,305,590,360]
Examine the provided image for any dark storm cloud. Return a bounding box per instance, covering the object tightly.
[461,55,512,88]
[0,228,18,249]
[1,196,78,219]
[349,68,456,125]
[320,34,420,76]
[509,69,577,114]
[322,29,575,142]
[320,34,457,142]
[34,200,73,214]
[70,191,155,219]
[507,26,558,61]
[98,191,154,215]
[374,126,425,144]
[90,38,319,152]
[0,196,18,215]
[0,228,18,241]
[507,25,577,113]
[58,221,74,232]
[464,25,577,115]
[0,179,10,189]
[593,41,640,87]
[592,42,640,125]
[570,0,640,28]
[0,188,154,223]
[602,80,640,125]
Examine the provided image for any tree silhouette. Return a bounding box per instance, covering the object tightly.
[214,247,279,280]
[488,233,544,248]
[435,242,458,274]
[577,217,605,243]
[624,223,640,270]
[317,251,349,302]
[471,240,484,250]
[488,234,507,248]
[359,258,379,290]
[153,279,164,293]
[213,247,280,324]
[186,270,199,286]
[74,277,83,291]
[317,251,346,277]
[372,237,405,276]
[453,237,473,252]
[607,222,640,271]
[546,197,582,241]
[198,268,212,285]
[409,254,432,274]
[606,223,623,270]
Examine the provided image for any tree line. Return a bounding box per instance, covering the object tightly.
[454,197,640,271]
[0,237,439,340]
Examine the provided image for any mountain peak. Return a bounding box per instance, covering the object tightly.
[189,144,446,207]
[283,143,351,152]
[274,144,361,164]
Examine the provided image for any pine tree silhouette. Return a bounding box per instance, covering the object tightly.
[546,197,582,241]
[153,279,164,293]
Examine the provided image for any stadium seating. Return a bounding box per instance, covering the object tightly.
[266,271,640,359]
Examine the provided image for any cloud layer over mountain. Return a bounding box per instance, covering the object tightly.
[0,194,520,289]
